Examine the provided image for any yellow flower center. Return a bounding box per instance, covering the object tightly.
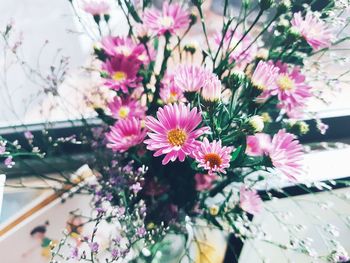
[167,91,178,103]
[112,71,127,82]
[118,106,130,119]
[277,75,294,91]
[167,128,187,147]
[204,153,222,168]
[159,16,174,28]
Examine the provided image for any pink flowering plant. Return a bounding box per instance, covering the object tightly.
[56,0,350,261]
[5,0,345,262]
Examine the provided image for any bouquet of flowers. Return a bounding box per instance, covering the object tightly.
[2,0,350,262]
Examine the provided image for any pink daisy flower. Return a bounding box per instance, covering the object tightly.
[291,11,333,51]
[272,62,312,116]
[101,36,153,64]
[195,173,218,191]
[143,2,190,36]
[239,185,263,215]
[159,75,185,104]
[193,138,233,175]
[103,56,141,93]
[144,104,209,165]
[268,129,303,181]
[81,0,110,16]
[174,65,211,93]
[108,96,146,120]
[251,61,279,91]
[214,28,257,69]
[106,118,146,152]
[246,133,272,156]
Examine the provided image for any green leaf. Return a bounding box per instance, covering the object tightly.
[124,1,142,23]
[231,146,242,162]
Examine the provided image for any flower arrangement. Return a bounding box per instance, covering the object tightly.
[1,0,350,262]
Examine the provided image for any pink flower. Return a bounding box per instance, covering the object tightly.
[251,61,279,91]
[130,182,142,194]
[0,145,6,155]
[144,104,209,165]
[261,62,312,117]
[108,96,146,120]
[246,133,271,156]
[239,185,263,215]
[143,2,190,36]
[103,56,141,93]
[291,11,333,50]
[193,138,233,175]
[317,120,329,135]
[201,74,222,102]
[81,0,110,16]
[106,118,146,152]
[174,65,211,93]
[4,156,15,168]
[195,173,218,191]
[160,73,185,104]
[101,36,154,64]
[269,129,303,181]
[214,28,257,69]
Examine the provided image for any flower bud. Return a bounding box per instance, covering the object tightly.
[209,205,219,216]
[261,112,272,123]
[276,18,290,33]
[284,120,309,135]
[286,27,300,44]
[277,0,291,15]
[201,75,222,103]
[256,48,269,60]
[184,42,198,55]
[190,12,197,26]
[248,115,264,132]
[298,121,309,135]
[260,0,274,11]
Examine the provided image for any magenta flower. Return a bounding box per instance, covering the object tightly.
[174,65,211,93]
[239,185,263,215]
[214,28,257,69]
[81,0,110,16]
[261,62,312,116]
[246,133,272,156]
[106,118,146,152]
[101,36,153,64]
[103,56,141,93]
[193,138,233,175]
[144,104,209,165]
[291,11,333,50]
[159,73,185,104]
[195,173,218,191]
[251,61,279,91]
[269,129,303,181]
[143,2,190,36]
[108,96,146,120]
